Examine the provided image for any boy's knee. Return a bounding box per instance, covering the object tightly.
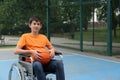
[55,60,64,68]
[33,61,42,69]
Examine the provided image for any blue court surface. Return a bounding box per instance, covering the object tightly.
[0,54,120,80]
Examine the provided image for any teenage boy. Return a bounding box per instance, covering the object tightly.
[14,16,65,80]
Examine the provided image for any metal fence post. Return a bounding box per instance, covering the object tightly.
[46,0,50,40]
[80,0,83,51]
[107,0,112,56]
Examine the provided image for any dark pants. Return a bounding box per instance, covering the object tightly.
[33,59,65,80]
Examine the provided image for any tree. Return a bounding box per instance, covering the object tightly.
[0,0,46,35]
[97,0,120,38]
[111,0,120,38]
[49,0,81,39]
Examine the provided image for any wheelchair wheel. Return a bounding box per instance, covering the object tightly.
[8,62,25,80]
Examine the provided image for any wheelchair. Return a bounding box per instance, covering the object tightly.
[8,52,63,80]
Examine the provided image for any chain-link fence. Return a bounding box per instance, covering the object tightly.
[0,0,120,56]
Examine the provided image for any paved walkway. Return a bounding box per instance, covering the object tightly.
[1,36,120,62]
[51,37,120,62]
[1,36,120,51]
[51,37,120,52]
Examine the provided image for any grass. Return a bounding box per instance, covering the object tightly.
[52,27,120,43]
[74,27,120,43]
[52,27,120,56]
[0,45,15,48]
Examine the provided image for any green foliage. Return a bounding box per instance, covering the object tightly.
[97,0,120,27]
[0,0,46,35]
[0,0,119,38]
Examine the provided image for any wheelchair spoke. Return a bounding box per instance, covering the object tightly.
[12,66,21,80]
[10,66,22,80]
[8,62,25,80]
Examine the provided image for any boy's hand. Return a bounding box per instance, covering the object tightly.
[49,49,55,58]
[30,50,42,61]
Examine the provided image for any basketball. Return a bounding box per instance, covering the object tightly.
[35,49,51,64]
[38,50,51,64]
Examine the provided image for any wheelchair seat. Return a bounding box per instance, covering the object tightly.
[8,52,63,80]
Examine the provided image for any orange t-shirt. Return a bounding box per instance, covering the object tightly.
[17,33,52,64]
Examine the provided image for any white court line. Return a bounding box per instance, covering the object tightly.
[0,59,18,62]
[63,53,120,64]
[0,53,120,64]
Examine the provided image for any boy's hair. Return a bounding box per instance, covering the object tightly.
[29,16,41,24]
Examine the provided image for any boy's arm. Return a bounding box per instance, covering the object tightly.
[14,45,31,55]
[47,45,56,58]
[14,45,42,60]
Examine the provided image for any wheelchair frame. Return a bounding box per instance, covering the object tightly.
[8,52,63,80]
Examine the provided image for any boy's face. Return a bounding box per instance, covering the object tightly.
[29,20,42,33]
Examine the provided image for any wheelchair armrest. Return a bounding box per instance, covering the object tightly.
[19,51,63,61]
[19,54,31,61]
[55,51,62,56]
[19,54,30,57]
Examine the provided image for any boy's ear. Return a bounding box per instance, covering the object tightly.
[40,24,42,29]
[28,24,31,28]
[41,24,42,28]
